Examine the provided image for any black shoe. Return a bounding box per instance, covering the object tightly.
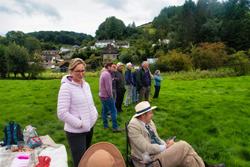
[207,163,225,167]
[112,128,124,133]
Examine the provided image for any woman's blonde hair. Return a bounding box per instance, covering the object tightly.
[68,58,86,72]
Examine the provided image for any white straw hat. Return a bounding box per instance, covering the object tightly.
[134,101,157,117]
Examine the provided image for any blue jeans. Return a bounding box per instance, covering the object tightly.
[101,97,118,129]
[125,85,133,106]
[132,85,138,103]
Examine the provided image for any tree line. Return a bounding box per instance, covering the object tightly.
[95,0,250,52]
[152,0,250,51]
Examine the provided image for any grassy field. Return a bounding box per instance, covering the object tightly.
[0,75,250,167]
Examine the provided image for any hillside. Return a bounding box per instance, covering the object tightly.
[28,31,93,45]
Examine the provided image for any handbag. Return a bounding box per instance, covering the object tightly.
[27,136,42,148]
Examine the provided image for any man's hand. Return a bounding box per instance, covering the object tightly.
[166,139,175,148]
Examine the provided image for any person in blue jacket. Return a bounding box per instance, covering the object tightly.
[153,70,162,98]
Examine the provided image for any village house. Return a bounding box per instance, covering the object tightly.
[94,40,130,49]
[147,58,158,64]
[41,50,60,69]
[158,38,170,45]
[116,40,130,48]
[101,44,119,64]
[95,40,115,48]
[59,47,74,60]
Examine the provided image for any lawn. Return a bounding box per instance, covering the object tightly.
[0,75,249,167]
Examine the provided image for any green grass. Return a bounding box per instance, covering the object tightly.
[0,75,250,167]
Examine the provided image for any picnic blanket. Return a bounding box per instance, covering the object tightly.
[0,135,68,167]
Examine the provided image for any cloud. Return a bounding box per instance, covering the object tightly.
[0,5,19,14]
[94,0,128,10]
[13,0,61,20]
[0,0,188,36]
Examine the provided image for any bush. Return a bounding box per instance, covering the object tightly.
[119,47,139,64]
[157,50,193,72]
[85,54,102,70]
[228,51,250,75]
[191,42,228,70]
[166,68,236,80]
[27,53,45,79]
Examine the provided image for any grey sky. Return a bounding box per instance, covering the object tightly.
[0,0,186,36]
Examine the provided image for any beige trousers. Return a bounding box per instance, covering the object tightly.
[155,140,205,167]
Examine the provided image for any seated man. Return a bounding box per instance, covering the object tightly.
[127,101,225,167]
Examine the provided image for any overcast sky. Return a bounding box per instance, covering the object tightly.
[0,0,186,36]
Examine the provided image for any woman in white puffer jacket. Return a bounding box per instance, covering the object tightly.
[57,58,98,167]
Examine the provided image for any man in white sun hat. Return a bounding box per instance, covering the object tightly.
[127,101,225,167]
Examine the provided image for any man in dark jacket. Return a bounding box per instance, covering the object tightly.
[115,62,126,112]
[137,61,152,101]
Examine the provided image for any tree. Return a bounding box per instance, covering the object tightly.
[0,45,8,78]
[24,36,41,54]
[40,42,57,50]
[132,38,154,62]
[6,43,29,78]
[199,18,222,42]
[119,48,134,63]
[95,16,126,40]
[0,36,9,45]
[152,6,182,40]
[195,0,211,43]
[28,31,93,45]
[25,36,44,79]
[124,22,138,37]
[6,31,26,46]
[221,0,250,50]
[179,0,197,46]
[27,52,44,79]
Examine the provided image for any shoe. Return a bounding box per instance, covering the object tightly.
[112,128,124,133]
[207,163,225,167]
[104,127,109,130]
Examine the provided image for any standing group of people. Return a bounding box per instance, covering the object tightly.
[99,61,163,133]
[117,61,163,106]
[57,58,225,167]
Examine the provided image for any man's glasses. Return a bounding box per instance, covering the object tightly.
[73,69,85,73]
